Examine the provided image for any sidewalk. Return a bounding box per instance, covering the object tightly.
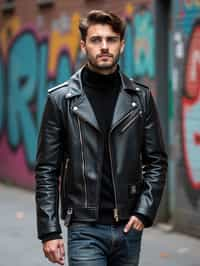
[0,182,200,266]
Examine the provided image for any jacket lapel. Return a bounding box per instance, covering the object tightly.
[72,94,100,132]
[65,68,101,132]
[65,67,138,133]
[111,73,139,131]
[111,89,133,130]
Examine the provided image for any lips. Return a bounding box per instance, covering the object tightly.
[97,54,112,58]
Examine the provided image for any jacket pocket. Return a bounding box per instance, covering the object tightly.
[120,111,142,134]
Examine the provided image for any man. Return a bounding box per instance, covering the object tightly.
[35,10,168,266]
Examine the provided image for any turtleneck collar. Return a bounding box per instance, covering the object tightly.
[82,64,121,90]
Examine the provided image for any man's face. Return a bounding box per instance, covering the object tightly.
[80,24,125,74]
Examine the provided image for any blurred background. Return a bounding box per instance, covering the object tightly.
[0,0,200,265]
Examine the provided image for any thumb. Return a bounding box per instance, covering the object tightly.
[124,217,136,233]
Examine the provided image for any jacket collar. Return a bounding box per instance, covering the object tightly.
[64,66,138,98]
[65,66,139,132]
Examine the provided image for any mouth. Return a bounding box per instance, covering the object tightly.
[98,54,112,59]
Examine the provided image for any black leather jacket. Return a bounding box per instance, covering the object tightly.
[35,68,168,239]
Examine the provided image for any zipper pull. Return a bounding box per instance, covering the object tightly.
[64,208,73,227]
[113,208,119,222]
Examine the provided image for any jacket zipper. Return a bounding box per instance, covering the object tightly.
[65,158,69,172]
[64,207,73,227]
[108,109,142,221]
[108,131,119,222]
[109,109,139,221]
[63,158,69,195]
[74,111,103,219]
[112,109,136,131]
[120,111,142,133]
[74,108,141,220]
[77,117,88,208]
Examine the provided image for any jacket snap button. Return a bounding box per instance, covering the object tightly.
[132,102,137,107]
[73,106,78,111]
[67,92,72,97]
[136,87,140,91]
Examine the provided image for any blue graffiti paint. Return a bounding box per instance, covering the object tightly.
[4,31,74,168]
[121,22,134,77]
[0,53,4,133]
[182,4,200,34]
[56,52,72,84]
[133,11,155,78]
[7,31,37,165]
[37,41,48,129]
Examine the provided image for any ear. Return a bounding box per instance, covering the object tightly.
[120,39,125,54]
[80,40,86,54]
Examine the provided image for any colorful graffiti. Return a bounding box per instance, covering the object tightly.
[121,6,155,82]
[177,0,200,34]
[182,20,200,206]
[0,14,80,187]
[0,4,155,188]
[184,0,200,8]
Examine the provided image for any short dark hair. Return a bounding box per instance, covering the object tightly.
[79,10,126,41]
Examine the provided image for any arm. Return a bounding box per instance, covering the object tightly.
[134,89,168,226]
[35,93,64,240]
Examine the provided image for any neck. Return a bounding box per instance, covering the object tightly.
[87,62,117,75]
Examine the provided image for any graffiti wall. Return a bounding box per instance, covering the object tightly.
[173,0,200,236]
[0,1,156,188]
[0,13,80,187]
[120,3,155,92]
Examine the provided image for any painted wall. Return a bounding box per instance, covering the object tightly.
[172,0,200,236]
[0,1,156,188]
[0,13,81,187]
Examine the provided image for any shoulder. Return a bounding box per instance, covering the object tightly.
[131,79,150,93]
[45,81,71,110]
[121,71,150,95]
[47,80,73,107]
[131,80,152,108]
[48,80,70,96]
[134,80,149,90]
[129,79,152,114]
[47,68,82,101]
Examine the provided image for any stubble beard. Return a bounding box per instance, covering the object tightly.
[87,52,120,73]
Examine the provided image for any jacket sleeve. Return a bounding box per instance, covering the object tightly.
[134,89,168,226]
[35,93,64,240]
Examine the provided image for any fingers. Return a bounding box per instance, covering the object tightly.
[124,217,134,233]
[124,216,144,233]
[59,241,65,259]
[43,239,65,265]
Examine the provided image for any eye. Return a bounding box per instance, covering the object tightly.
[90,37,101,43]
[107,37,119,43]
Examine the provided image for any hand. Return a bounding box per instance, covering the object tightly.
[124,215,144,233]
[43,239,65,265]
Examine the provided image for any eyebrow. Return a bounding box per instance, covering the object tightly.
[89,35,120,39]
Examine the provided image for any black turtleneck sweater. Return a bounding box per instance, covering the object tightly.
[82,65,121,223]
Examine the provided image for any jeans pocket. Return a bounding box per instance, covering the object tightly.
[124,227,143,242]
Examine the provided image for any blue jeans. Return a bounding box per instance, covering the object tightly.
[67,222,143,266]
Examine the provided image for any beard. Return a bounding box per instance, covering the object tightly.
[86,50,121,72]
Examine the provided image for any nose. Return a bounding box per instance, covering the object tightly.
[101,39,108,50]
